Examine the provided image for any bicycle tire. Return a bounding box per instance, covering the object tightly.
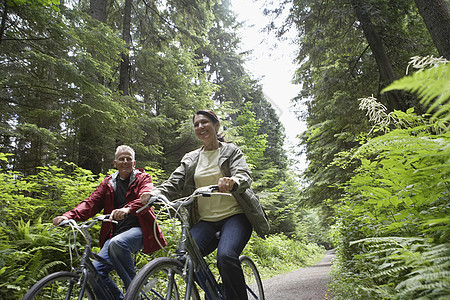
[125,257,200,300]
[240,255,265,300]
[22,271,95,300]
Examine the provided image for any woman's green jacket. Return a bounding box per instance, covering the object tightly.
[153,142,270,237]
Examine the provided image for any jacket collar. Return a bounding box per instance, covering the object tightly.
[190,142,234,173]
[110,168,141,188]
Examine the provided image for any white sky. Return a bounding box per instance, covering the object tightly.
[230,0,307,171]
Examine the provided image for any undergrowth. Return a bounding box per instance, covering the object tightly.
[330,57,449,299]
[244,233,325,279]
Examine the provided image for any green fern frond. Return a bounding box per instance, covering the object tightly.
[351,236,426,247]
[408,267,450,279]
[35,260,66,279]
[383,62,450,123]
[28,245,66,253]
[373,265,410,278]
[394,242,450,299]
[397,281,450,298]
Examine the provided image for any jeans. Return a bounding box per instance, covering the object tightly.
[190,213,252,300]
[92,227,143,300]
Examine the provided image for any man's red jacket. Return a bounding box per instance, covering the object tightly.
[62,168,166,253]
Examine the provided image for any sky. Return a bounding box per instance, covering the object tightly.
[230,0,307,170]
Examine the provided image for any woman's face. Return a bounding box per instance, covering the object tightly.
[193,114,219,144]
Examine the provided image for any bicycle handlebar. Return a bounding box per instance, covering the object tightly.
[56,214,117,229]
[136,185,227,214]
[51,215,118,270]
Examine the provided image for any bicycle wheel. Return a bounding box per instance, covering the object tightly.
[125,257,200,300]
[240,255,265,300]
[22,271,95,300]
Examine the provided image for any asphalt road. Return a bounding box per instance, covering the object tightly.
[262,249,335,299]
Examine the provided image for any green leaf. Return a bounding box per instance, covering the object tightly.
[383,63,450,122]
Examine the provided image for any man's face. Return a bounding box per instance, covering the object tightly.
[114,150,135,178]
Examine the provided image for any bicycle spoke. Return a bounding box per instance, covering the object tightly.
[23,271,95,300]
[125,257,199,300]
[240,256,265,300]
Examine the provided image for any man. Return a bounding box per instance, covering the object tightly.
[53,145,166,299]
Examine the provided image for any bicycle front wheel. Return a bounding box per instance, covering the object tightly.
[240,255,265,300]
[22,271,95,300]
[125,257,200,300]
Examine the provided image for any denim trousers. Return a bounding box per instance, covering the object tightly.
[190,213,252,300]
[92,226,143,299]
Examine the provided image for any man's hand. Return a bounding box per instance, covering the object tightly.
[53,216,68,226]
[140,192,155,205]
[110,207,130,220]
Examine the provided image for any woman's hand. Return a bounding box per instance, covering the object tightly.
[218,177,236,192]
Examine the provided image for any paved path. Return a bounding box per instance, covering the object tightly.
[262,249,335,299]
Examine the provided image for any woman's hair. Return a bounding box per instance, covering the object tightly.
[194,110,219,124]
[193,110,225,142]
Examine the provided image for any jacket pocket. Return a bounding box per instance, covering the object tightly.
[235,189,270,237]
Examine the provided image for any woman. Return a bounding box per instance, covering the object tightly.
[142,110,269,299]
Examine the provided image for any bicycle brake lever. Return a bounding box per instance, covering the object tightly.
[57,219,74,227]
[209,185,219,192]
[99,214,118,224]
[136,196,159,214]
[197,185,220,197]
[103,219,118,224]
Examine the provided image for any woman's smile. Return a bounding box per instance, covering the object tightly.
[193,114,220,150]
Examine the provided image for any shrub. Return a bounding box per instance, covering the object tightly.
[330,58,449,299]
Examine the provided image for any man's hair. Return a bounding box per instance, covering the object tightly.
[115,145,135,160]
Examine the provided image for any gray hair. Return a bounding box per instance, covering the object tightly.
[115,145,135,160]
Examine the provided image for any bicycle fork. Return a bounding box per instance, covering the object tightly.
[183,258,196,300]
[78,269,89,300]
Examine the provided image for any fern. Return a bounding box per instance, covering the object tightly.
[383,58,449,123]
[33,260,67,283]
[331,56,450,300]
[350,237,450,299]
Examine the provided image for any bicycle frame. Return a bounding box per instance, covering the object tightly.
[181,215,224,300]
[126,185,265,300]
[138,186,230,299]
[61,216,121,300]
[80,247,116,299]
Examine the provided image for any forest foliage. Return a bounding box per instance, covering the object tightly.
[267,0,449,298]
[1,0,449,298]
[0,0,325,298]
[329,57,449,299]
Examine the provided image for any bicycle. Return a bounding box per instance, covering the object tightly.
[23,215,124,300]
[124,185,265,300]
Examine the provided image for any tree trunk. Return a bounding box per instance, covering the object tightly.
[119,0,132,95]
[414,0,450,60]
[0,0,8,45]
[89,0,107,23]
[78,0,108,173]
[351,0,402,110]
